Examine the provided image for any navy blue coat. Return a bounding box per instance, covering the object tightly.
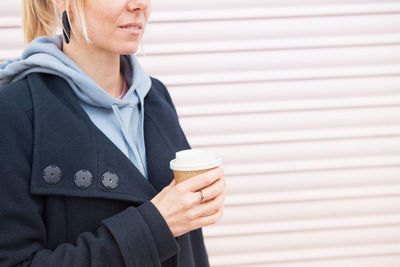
[0,73,210,267]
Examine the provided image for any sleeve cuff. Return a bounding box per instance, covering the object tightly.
[104,202,179,265]
[137,201,180,262]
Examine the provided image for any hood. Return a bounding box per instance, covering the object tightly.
[0,35,151,109]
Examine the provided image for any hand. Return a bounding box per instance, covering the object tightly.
[151,167,226,237]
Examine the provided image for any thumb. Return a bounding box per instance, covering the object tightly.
[168,178,176,187]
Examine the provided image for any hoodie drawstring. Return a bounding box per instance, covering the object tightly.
[112,103,148,178]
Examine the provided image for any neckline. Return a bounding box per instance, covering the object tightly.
[118,74,128,99]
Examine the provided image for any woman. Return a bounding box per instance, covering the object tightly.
[0,0,226,266]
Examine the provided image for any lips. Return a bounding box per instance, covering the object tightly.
[119,22,143,36]
[119,22,143,30]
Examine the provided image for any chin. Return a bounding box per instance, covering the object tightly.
[114,43,140,55]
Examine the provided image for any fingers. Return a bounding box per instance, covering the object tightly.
[199,176,225,202]
[181,167,224,192]
[194,208,224,229]
[191,190,225,218]
[153,168,225,237]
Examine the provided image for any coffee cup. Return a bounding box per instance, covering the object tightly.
[170,149,222,184]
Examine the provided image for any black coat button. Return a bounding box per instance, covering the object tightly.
[74,169,94,189]
[43,165,62,185]
[101,171,119,190]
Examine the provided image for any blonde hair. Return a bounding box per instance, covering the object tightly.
[22,0,89,44]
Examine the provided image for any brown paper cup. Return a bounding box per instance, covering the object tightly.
[170,149,222,185]
[173,167,218,184]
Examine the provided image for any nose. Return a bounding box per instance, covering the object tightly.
[127,0,149,12]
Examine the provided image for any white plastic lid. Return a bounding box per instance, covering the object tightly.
[170,149,222,171]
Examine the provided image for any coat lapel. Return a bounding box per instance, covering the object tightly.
[143,81,192,192]
[143,89,176,192]
[28,73,179,204]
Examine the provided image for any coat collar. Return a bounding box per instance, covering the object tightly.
[28,73,184,204]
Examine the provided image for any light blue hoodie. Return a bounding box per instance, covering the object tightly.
[0,35,151,179]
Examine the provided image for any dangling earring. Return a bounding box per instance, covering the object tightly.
[62,11,71,44]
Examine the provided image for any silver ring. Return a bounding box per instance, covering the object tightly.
[199,190,205,203]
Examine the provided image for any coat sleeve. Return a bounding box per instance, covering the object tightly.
[0,85,179,266]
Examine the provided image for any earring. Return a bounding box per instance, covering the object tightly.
[62,11,71,44]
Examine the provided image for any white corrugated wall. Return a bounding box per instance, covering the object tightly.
[1,0,400,266]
